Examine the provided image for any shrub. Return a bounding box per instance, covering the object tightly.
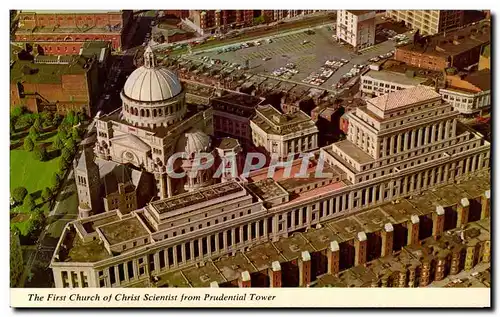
[23,137,34,151]
[23,194,36,211]
[11,187,28,204]
[65,110,75,126]
[58,158,69,171]
[52,113,61,127]
[41,111,53,127]
[33,144,47,161]
[71,127,80,140]
[57,126,68,140]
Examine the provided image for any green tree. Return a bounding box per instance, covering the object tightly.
[41,111,53,127]
[53,135,64,150]
[58,157,69,171]
[23,194,36,211]
[66,138,76,152]
[52,113,61,127]
[41,187,52,201]
[17,114,34,128]
[29,126,39,141]
[23,137,34,151]
[10,106,26,118]
[57,126,68,140]
[77,111,86,124]
[33,117,42,131]
[61,147,73,163]
[11,187,28,204]
[71,127,80,140]
[66,110,75,126]
[33,144,47,161]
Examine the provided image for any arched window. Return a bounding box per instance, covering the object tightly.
[124,105,128,112]
[146,109,150,117]
[153,109,157,117]
[158,108,162,116]
[140,109,144,117]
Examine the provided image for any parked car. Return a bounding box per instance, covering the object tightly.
[262,57,272,61]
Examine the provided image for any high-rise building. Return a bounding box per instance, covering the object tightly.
[385,10,464,35]
[336,10,376,50]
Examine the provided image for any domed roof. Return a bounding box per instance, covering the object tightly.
[122,46,182,102]
[184,131,211,154]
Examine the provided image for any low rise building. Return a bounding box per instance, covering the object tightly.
[478,44,490,70]
[10,54,99,115]
[440,69,491,115]
[336,10,376,51]
[360,67,430,97]
[13,10,133,53]
[250,105,319,158]
[394,20,490,71]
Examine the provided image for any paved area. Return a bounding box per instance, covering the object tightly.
[185,24,412,88]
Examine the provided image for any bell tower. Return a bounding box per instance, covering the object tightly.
[74,145,101,218]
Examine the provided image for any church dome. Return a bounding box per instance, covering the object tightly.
[184,131,211,155]
[122,46,182,102]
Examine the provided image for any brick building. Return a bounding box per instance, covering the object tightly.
[394,20,490,71]
[336,10,376,50]
[10,54,99,115]
[186,10,254,35]
[14,10,133,54]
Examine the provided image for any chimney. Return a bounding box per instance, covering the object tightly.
[432,206,445,238]
[481,190,490,219]
[449,246,462,275]
[298,251,311,287]
[238,271,251,288]
[434,256,446,281]
[327,241,340,276]
[268,261,282,287]
[407,215,420,246]
[118,183,125,195]
[381,223,394,257]
[354,232,367,266]
[482,240,490,263]
[456,198,470,228]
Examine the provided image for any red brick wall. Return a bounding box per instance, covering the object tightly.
[10,73,90,114]
[15,34,122,51]
[18,12,124,29]
[394,48,448,71]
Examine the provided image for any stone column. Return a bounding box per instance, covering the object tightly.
[456,198,470,228]
[407,215,420,246]
[424,126,429,145]
[166,175,173,198]
[418,127,423,147]
[390,135,395,155]
[432,206,445,238]
[431,124,437,143]
[268,261,282,288]
[438,121,443,141]
[298,251,311,287]
[481,190,490,219]
[381,223,394,257]
[238,271,251,288]
[354,232,367,266]
[327,241,340,276]
[445,120,451,140]
[411,129,416,149]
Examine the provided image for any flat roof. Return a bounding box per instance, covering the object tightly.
[252,105,316,135]
[150,181,243,215]
[333,140,375,164]
[99,217,149,245]
[65,233,111,263]
[246,179,288,202]
[363,69,429,86]
[10,56,91,84]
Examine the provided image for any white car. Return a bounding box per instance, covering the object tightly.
[263,57,271,61]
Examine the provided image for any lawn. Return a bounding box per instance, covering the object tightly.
[10,130,61,210]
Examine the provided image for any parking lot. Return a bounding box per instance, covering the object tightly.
[186,24,412,88]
